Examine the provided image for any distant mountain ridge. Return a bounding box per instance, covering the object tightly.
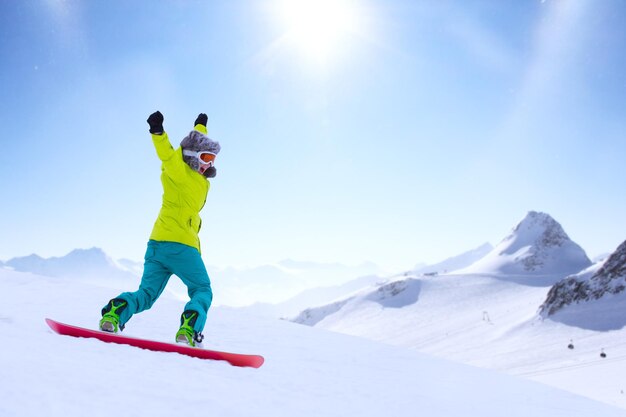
[3,247,138,282]
[0,212,613,319]
[1,248,385,307]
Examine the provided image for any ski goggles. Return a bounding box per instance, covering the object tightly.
[183,150,216,167]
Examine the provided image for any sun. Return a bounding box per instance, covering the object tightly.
[273,0,361,68]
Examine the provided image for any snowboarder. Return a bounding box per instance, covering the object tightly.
[99,111,221,347]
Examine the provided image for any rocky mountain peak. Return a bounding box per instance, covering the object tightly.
[458,211,590,278]
[593,240,626,284]
[510,211,569,249]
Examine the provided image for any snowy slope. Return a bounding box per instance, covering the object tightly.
[289,225,626,409]
[456,211,591,282]
[283,214,626,409]
[413,242,494,275]
[291,271,626,409]
[2,269,625,417]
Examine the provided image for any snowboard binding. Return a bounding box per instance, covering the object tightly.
[99,298,128,333]
[176,310,204,347]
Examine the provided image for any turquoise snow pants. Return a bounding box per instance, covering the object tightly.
[111,240,213,333]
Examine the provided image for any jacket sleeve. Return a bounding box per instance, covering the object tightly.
[151,131,186,182]
[151,132,176,162]
[194,124,208,135]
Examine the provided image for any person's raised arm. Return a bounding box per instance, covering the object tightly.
[147,111,175,161]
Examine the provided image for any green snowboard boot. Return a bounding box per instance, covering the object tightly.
[176,310,204,347]
[99,298,128,333]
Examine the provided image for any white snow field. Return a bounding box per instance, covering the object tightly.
[2,268,625,417]
[295,272,626,410]
[288,213,626,410]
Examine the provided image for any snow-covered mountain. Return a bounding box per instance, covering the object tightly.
[539,240,626,330]
[2,268,625,417]
[3,247,138,284]
[455,211,591,282]
[292,211,591,328]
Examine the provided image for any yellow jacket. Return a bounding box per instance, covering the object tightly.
[148,125,210,252]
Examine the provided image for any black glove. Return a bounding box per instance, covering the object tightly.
[203,167,216,178]
[194,113,208,127]
[147,111,164,134]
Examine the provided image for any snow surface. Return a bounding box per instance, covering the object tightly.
[412,242,493,275]
[292,271,626,411]
[2,268,625,417]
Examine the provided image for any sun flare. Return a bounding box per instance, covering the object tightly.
[274,0,361,67]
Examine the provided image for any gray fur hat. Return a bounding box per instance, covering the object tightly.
[180,130,221,171]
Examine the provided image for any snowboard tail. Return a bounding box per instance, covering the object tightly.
[45,318,264,368]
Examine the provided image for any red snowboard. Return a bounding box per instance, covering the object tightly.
[46,318,264,368]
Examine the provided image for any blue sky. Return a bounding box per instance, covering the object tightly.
[1,0,625,270]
